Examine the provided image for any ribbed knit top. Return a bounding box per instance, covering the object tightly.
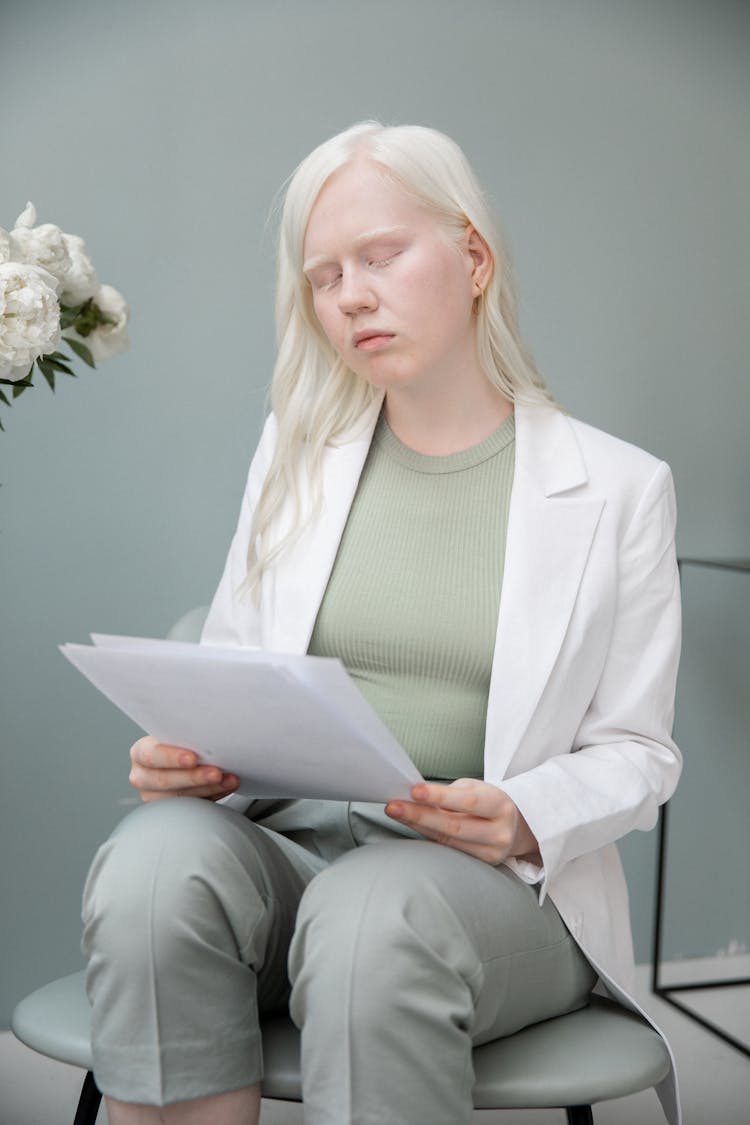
[308,409,515,780]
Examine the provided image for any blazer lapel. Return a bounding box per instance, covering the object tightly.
[266,398,383,653]
[484,404,604,779]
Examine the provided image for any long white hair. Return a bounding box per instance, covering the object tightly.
[245,120,554,596]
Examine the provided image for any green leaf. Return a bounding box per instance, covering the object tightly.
[12,382,30,398]
[45,357,76,375]
[0,388,9,406]
[37,358,56,391]
[0,373,33,387]
[63,336,96,368]
[69,298,99,338]
[59,301,87,316]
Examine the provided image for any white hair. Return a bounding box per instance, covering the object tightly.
[244,120,554,596]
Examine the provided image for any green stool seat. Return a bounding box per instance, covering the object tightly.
[12,970,670,1123]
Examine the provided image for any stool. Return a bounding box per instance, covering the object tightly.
[12,970,671,1124]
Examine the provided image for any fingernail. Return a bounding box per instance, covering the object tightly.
[387,802,403,818]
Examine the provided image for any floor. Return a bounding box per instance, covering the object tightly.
[1,963,748,1125]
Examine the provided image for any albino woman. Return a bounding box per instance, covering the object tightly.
[82,122,682,1125]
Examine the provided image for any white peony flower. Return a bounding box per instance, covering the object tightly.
[59,233,99,305]
[14,202,37,229]
[10,202,72,297]
[0,262,61,381]
[65,283,130,362]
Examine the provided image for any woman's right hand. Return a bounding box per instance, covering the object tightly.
[129,736,240,803]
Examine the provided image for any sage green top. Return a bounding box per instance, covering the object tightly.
[308,410,515,781]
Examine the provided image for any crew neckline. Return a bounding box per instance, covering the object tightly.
[375,410,515,475]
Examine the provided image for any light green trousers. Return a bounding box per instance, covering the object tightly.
[82,796,596,1125]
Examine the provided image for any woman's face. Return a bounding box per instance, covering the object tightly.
[302,160,488,398]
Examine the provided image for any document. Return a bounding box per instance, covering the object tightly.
[60,635,423,802]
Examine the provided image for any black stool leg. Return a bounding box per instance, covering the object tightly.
[73,1071,102,1125]
[566,1107,594,1125]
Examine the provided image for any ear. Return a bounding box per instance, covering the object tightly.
[464,225,494,296]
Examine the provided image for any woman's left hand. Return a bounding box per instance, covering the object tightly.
[385,778,541,866]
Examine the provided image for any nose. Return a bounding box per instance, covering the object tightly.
[337,267,377,314]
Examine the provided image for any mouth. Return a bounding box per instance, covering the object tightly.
[353,331,395,350]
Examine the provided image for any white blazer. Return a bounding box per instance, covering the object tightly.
[202,398,683,1123]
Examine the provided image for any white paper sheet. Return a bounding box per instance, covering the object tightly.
[60,635,423,802]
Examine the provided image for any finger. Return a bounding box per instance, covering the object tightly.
[387,805,511,864]
[131,737,199,771]
[140,780,239,804]
[385,800,470,840]
[129,762,230,794]
[409,779,506,819]
[386,799,514,850]
[386,800,472,837]
[410,823,509,865]
[136,774,239,801]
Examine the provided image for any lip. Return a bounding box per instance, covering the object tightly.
[353,330,395,349]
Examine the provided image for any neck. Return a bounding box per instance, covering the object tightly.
[384,374,512,456]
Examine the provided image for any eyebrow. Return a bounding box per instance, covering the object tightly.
[303,225,410,274]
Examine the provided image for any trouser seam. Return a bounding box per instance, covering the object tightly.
[479,928,579,967]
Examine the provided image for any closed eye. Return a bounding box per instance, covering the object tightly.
[309,250,402,291]
[310,273,341,291]
[369,252,400,268]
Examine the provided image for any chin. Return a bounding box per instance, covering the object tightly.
[355,364,418,392]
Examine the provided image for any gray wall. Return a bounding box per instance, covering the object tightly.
[1,0,748,1026]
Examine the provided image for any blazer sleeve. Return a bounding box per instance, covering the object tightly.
[500,460,682,899]
[200,413,279,648]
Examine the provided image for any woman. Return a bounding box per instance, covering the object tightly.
[82,122,682,1125]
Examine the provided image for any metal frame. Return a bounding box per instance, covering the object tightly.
[651,556,750,1059]
[73,1071,101,1125]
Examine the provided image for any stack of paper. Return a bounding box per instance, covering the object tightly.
[60,635,423,802]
